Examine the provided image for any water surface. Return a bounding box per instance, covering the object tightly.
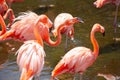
[0,0,120,80]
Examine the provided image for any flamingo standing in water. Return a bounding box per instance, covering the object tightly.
[51,23,105,80]
[52,13,84,52]
[6,0,24,7]
[16,25,45,80]
[0,11,83,47]
[0,0,15,31]
[94,0,120,41]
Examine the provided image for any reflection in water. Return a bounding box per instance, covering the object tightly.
[0,61,20,80]
[0,60,52,80]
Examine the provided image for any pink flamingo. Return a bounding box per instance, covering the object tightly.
[0,11,53,41]
[0,11,83,47]
[0,0,15,31]
[16,25,45,80]
[52,13,84,52]
[6,0,24,7]
[94,0,120,40]
[51,23,105,80]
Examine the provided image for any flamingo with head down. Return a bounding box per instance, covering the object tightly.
[94,0,120,40]
[51,23,105,80]
[0,11,83,47]
[52,13,84,52]
[0,0,15,32]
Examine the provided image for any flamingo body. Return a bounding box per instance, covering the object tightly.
[0,11,53,42]
[52,47,95,77]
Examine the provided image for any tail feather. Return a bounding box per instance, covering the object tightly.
[52,63,68,77]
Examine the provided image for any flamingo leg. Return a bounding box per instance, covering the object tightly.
[64,27,74,52]
[3,9,15,28]
[64,34,68,53]
[73,74,83,80]
[79,74,83,80]
[113,5,119,45]
[33,75,40,80]
[0,30,14,41]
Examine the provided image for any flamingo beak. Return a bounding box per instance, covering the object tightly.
[54,33,57,37]
[52,30,57,37]
[102,32,105,37]
[76,17,84,23]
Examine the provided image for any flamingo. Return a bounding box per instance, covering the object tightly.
[52,13,84,52]
[94,0,120,41]
[51,23,105,80]
[16,25,45,80]
[0,11,53,41]
[0,11,83,47]
[6,0,24,7]
[0,0,15,31]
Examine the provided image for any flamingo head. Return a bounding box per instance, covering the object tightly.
[38,14,53,29]
[94,0,113,8]
[52,17,84,37]
[68,17,84,24]
[52,29,57,37]
[92,23,105,36]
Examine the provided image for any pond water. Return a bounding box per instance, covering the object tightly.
[0,0,120,80]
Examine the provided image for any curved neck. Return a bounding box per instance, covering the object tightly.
[0,15,6,35]
[90,30,99,59]
[45,25,62,46]
[34,27,43,47]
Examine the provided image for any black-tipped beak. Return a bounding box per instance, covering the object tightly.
[75,17,84,23]
[102,32,105,37]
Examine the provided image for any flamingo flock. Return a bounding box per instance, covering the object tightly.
[1,0,119,80]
